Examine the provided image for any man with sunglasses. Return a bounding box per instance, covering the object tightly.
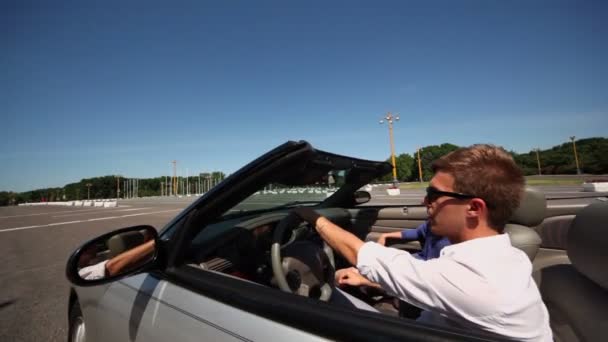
[295,144,552,341]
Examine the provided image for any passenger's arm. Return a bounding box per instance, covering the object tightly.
[378,231,403,246]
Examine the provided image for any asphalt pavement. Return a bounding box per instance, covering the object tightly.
[0,186,606,342]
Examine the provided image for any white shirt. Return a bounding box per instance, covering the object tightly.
[78,260,108,280]
[357,234,552,341]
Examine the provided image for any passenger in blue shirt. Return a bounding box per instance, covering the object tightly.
[377,221,450,260]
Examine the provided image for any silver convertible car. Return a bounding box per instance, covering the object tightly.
[65,141,607,342]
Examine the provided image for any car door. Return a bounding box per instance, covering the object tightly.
[89,272,330,342]
[350,204,429,253]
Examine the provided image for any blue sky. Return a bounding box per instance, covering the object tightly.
[2,0,607,192]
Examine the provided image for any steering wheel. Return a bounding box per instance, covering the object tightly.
[270,212,335,301]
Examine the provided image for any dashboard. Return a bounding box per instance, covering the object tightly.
[188,208,352,286]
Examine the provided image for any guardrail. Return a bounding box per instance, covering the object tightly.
[583,182,608,192]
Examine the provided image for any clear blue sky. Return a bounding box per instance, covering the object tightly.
[2,0,607,192]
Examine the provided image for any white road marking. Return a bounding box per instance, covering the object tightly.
[47,220,83,226]
[0,209,182,233]
[0,208,111,219]
[51,207,148,218]
[87,216,118,221]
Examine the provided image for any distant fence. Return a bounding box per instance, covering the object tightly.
[19,199,118,208]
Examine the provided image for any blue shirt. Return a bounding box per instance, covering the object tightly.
[400,221,450,260]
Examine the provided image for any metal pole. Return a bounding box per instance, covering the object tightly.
[173,161,177,196]
[380,112,400,186]
[389,123,397,182]
[570,136,581,174]
[535,148,542,175]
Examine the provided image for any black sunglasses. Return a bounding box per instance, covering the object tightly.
[425,186,477,203]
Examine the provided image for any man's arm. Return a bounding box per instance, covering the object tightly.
[105,240,155,277]
[378,231,403,245]
[401,221,427,240]
[315,217,363,265]
[293,208,364,265]
[335,267,382,288]
[356,242,498,317]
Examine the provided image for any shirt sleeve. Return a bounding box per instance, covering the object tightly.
[356,242,498,317]
[400,222,426,240]
[78,260,108,280]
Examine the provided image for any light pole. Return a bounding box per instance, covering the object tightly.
[86,183,92,200]
[417,147,423,182]
[379,112,400,186]
[116,175,121,200]
[535,148,542,176]
[570,136,581,175]
[172,160,177,196]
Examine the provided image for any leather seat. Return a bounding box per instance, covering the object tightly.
[504,187,544,261]
[108,230,145,258]
[537,202,608,342]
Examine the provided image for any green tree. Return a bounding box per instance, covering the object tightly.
[379,153,414,182]
[412,143,460,181]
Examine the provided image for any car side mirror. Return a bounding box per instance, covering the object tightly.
[354,190,371,205]
[66,225,159,287]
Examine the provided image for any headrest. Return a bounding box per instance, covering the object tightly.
[504,224,542,261]
[108,231,145,258]
[509,187,546,227]
[568,202,608,290]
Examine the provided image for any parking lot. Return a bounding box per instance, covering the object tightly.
[0,186,605,342]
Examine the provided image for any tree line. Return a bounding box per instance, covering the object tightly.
[378,137,608,182]
[1,137,606,206]
[0,172,225,206]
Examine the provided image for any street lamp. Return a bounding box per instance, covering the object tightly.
[379,112,400,186]
[115,175,121,200]
[570,136,581,175]
[86,183,92,200]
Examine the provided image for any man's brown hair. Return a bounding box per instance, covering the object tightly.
[432,144,525,232]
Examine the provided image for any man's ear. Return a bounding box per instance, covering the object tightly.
[466,198,486,218]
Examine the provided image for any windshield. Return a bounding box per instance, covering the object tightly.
[225,169,348,216]
[214,144,392,219]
